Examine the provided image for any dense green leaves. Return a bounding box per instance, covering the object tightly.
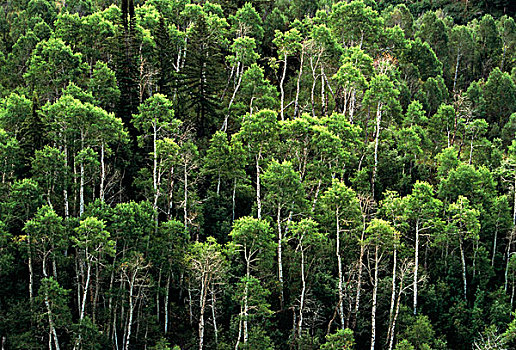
[0,1,514,349]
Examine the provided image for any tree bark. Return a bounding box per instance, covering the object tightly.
[277,204,284,308]
[372,103,382,197]
[294,46,304,118]
[459,236,467,300]
[100,143,105,201]
[370,245,379,350]
[414,220,419,315]
[256,151,262,219]
[336,207,345,329]
[280,56,288,121]
[298,244,306,337]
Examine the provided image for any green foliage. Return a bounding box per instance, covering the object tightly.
[0,2,515,350]
[320,328,355,350]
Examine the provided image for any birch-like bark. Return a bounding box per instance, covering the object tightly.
[100,143,105,201]
[124,272,136,350]
[79,132,85,216]
[453,51,461,93]
[459,236,467,300]
[371,103,382,196]
[386,246,397,344]
[28,235,34,310]
[336,207,345,328]
[256,150,262,219]
[198,274,207,350]
[277,204,284,308]
[232,178,237,222]
[153,121,159,225]
[222,64,244,131]
[64,145,69,219]
[414,220,419,315]
[184,162,188,231]
[388,266,407,350]
[279,55,288,121]
[297,243,306,337]
[349,89,356,124]
[211,287,218,344]
[352,227,366,330]
[321,66,326,117]
[370,245,379,350]
[164,273,170,333]
[294,46,304,118]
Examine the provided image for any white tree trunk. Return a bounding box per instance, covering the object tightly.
[294,47,304,118]
[386,247,397,344]
[256,152,262,220]
[280,56,288,121]
[277,204,284,308]
[298,246,306,337]
[414,221,419,315]
[164,273,170,333]
[372,103,382,196]
[459,236,467,300]
[336,207,345,328]
[184,162,188,231]
[388,268,406,350]
[124,273,136,350]
[100,143,105,201]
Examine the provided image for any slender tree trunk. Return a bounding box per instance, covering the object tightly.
[280,56,288,121]
[235,306,243,350]
[28,235,34,310]
[414,221,419,315]
[198,276,207,350]
[100,143,105,201]
[321,66,326,117]
[453,51,461,93]
[167,166,175,220]
[386,247,397,344]
[222,64,244,131]
[388,267,406,350]
[124,273,136,350]
[93,262,100,324]
[370,245,379,350]
[372,103,382,197]
[350,89,357,124]
[459,236,467,300]
[80,135,85,216]
[64,145,69,219]
[153,122,159,226]
[156,269,161,325]
[336,207,345,329]
[294,47,304,118]
[277,204,284,308]
[513,175,516,226]
[164,272,170,333]
[216,173,221,197]
[310,57,317,117]
[80,259,92,321]
[352,218,366,330]
[43,256,61,350]
[46,292,61,350]
[469,138,474,165]
[256,151,262,219]
[184,162,188,231]
[211,286,218,344]
[298,245,306,337]
[492,225,499,267]
[232,178,237,223]
[311,179,322,214]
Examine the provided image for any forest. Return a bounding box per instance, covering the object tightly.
[0,0,516,349]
